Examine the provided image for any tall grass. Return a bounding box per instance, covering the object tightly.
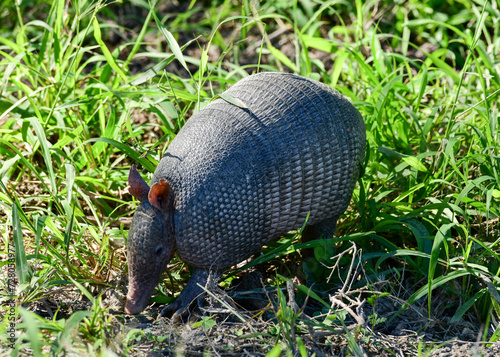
[0,0,499,354]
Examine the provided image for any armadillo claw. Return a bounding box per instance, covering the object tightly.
[158,299,191,322]
[157,268,220,322]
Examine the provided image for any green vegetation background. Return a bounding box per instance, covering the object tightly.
[0,0,499,355]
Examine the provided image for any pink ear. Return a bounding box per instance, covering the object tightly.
[128,164,150,202]
[149,179,172,210]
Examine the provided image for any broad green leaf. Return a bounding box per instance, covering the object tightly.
[378,147,408,158]
[423,50,461,83]
[214,93,248,108]
[301,34,337,53]
[266,343,283,357]
[192,316,216,330]
[401,156,428,172]
[61,310,91,339]
[267,43,298,72]
[131,55,175,86]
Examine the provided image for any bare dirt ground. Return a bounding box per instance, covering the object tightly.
[30,258,498,356]
[110,271,500,356]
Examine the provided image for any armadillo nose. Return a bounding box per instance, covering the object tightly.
[125,280,157,314]
[124,301,136,315]
[124,305,138,315]
[124,297,142,315]
[125,291,147,315]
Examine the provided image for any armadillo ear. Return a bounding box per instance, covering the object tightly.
[128,164,150,203]
[149,179,172,210]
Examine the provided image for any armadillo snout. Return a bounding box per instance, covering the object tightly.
[126,201,176,314]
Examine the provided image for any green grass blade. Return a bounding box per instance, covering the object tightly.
[123,8,153,68]
[130,37,198,86]
[450,289,486,323]
[67,275,95,305]
[401,156,428,173]
[455,176,493,206]
[267,343,283,357]
[92,17,129,84]
[13,204,29,286]
[375,75,402,126]
[34,215,47,260]
[28,117,57,196]
[63,210,75,266]
[423,50,461,83]
[428,223,453,318]
[63,163,75,220]
[0,139,51,194]
[61,310,91,338]
[267,43,298,72]
[391,269,475,322]
[84,137,157,172]
[19,309,43,357]
[415,64,428,109]
[294,281,331,310]
[149,1,189,74]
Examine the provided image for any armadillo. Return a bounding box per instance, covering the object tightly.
[125,72,366,317]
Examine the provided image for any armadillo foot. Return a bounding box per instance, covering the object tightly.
[158,268,221,321]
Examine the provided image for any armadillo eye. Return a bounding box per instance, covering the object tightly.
[155,245,164,256]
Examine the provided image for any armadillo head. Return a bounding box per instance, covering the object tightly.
[124,165,175,315]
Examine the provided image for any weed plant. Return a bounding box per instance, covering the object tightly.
[0,0,499,355]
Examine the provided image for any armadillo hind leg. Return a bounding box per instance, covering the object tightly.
[158,268,221,320]
[301,217,338,261]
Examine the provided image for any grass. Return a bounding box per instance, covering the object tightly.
[1,0,499,355]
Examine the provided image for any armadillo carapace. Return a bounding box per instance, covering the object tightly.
[125,72,366,317]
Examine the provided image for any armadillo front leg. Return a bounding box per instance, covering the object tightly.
[159,268,221,320]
